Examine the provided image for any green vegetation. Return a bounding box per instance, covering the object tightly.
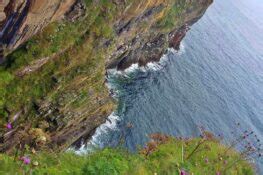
[0,0,205,119]
[0,0,118,112]
[0,0,213,152]
[0,0,121,140]
[0,1,253,175]
[0,136,254,175]
[156,1,185,31]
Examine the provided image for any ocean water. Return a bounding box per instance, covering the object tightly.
[80,0,263,172]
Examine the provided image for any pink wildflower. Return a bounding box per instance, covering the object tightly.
[6,123,12,130]
[180,170,187,175]
[21,157,31,165]
[205,158,209,163]
[216,172,221,175]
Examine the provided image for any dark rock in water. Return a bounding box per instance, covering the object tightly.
[169,25,190,50]
[126,122,133,129]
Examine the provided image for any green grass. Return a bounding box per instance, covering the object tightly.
[0,0,210,118]
[0,0,120,127]
[0,137,254,175]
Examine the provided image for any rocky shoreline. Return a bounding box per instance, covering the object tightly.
[0,0,213,153]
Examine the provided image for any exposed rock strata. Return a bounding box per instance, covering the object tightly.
[0,0,213,153]
[0,0,77,61]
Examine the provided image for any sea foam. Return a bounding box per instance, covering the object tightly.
[107,47,184,77]
[76,45,185,153]
[76,112,120,154]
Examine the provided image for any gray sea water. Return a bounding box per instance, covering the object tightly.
[81,0,263,172]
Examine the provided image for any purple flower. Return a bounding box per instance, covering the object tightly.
[216,172,221,175]
[205,158,209,163]
[180,170,187,175]
[6,123,12,130]
[22,157,30,165]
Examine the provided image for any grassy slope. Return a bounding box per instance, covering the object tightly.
[0,0,117,123]
[0,0,121,150]
[0,0,203,128]
[0,138,254,175]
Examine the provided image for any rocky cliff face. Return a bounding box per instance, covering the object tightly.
[0,0,77,61]
[0,0,212,153]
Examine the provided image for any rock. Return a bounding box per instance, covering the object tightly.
[0,0,9,23]
[39,121,50,130]
[0,0,77,52]
[38,136,47,142]
[65,0,86,22]
[31,148,36,154]
[29,128,50,145]
[0,0,213,153]
[126,122,133,128]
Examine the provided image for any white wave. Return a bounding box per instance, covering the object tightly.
[74,44,187,154]
[175,41,186,55]
[107,50,168,76]
[124,63,140,74]
[106,45,186,77]
[76,112,120,154]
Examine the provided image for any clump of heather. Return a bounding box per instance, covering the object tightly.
[186,124,262,174]
[221,122,262,173]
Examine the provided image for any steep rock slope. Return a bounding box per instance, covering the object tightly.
[0,0,77,61]
[0,0,212,153]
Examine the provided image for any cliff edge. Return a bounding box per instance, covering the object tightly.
[0,0,212,153]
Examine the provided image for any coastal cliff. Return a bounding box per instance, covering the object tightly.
[0,0,212,152]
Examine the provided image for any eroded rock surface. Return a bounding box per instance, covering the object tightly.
[0,0,213,153]
[0,0,77,54]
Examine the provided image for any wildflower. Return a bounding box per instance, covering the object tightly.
[205,158,209,163]
[216,172,221,175]
[224,160,228,165]
[180,170,187,175]
[21,157,31,165]
[6,123,12,130]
